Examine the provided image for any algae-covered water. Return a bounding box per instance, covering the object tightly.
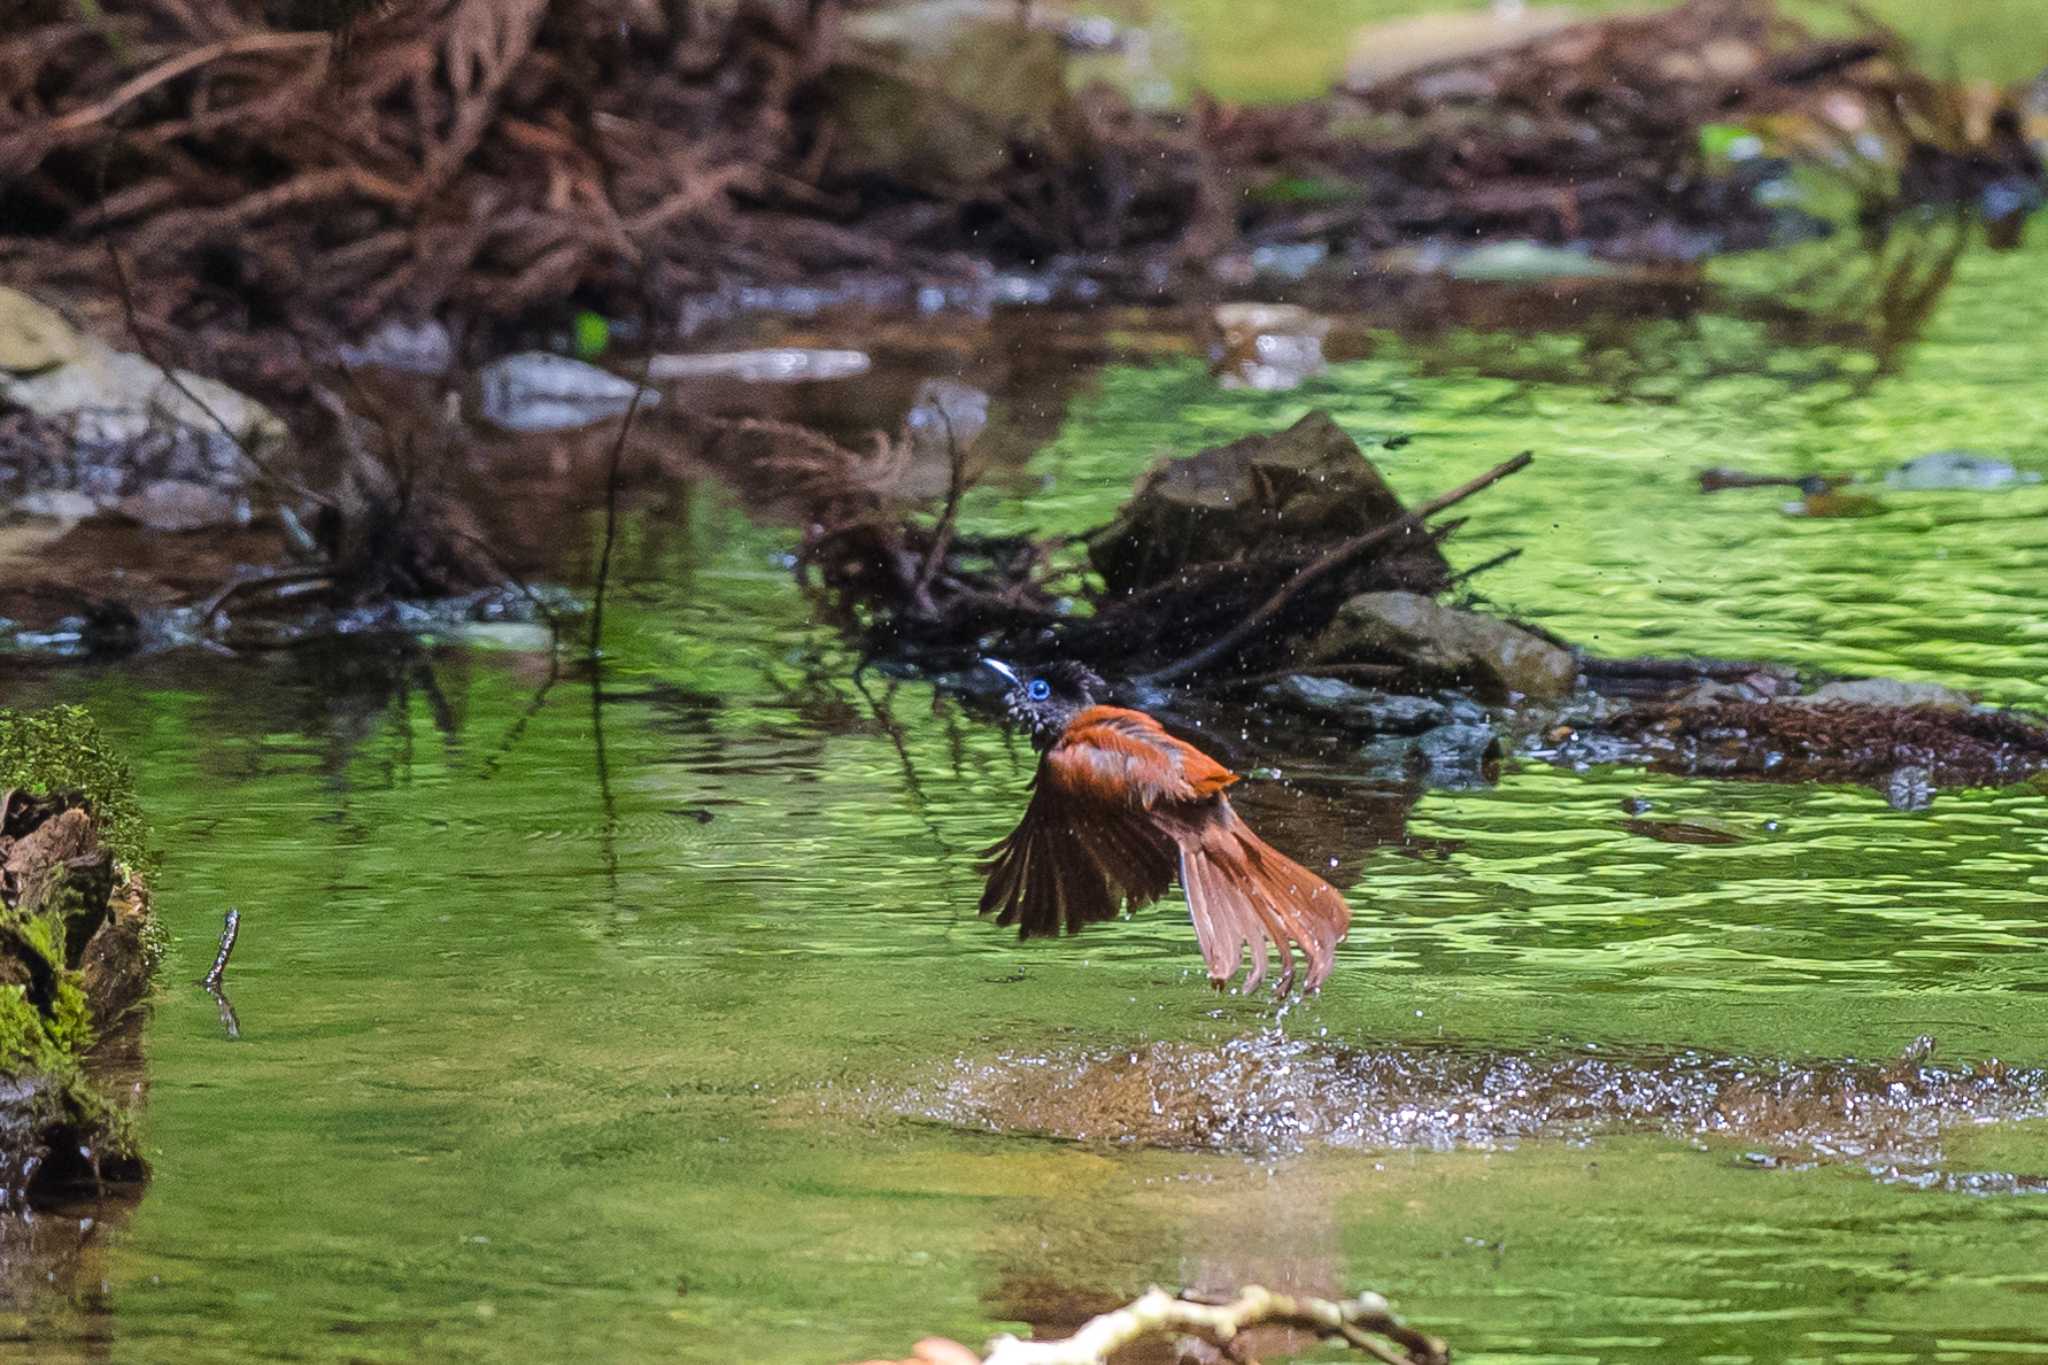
[7,222,2048,1360]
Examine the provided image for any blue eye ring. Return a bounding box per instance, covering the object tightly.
[1026,678,1052,701]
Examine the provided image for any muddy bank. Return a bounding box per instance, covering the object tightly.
[2,0,2037,391]
[0,707,158,1206]
[880,1031,2048,1185]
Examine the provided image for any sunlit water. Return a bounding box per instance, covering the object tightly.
[6,222,2048,1362]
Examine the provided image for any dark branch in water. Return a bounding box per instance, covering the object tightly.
[199,908,242,1041]
[1449,546,1524,586]
[1136,452,1534,687]
[201,908,240,992]
[908,411,970,618]
[587,349,654,660]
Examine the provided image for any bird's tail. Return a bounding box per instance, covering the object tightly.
[1172,805,1351,995]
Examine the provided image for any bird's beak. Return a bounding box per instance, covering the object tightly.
[979,658,1022,687]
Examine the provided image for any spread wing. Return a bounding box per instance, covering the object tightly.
[979,706,1350,993]
[977,707,1222,938]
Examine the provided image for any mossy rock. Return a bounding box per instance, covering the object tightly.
[0,708,160,1205]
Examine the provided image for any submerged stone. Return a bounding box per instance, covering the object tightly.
[0,288,84,374]
[1797,677,1975,709]
[1413,721,1503,787]
[1263,675,1451,733]
[888,1032,2048,1176]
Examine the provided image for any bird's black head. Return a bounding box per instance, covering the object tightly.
[982,659,1106,748]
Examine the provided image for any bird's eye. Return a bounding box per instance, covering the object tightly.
[1026,678,1051,701]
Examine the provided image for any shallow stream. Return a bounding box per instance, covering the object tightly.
[6,206,2048,1364]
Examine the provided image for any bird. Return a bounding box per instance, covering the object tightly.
[977,659,1351,994]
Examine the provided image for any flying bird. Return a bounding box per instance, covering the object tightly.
[977,659,1351,994]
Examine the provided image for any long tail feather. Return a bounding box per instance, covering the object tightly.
[1173,802,1351,995]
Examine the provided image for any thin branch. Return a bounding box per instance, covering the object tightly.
[198,907,242,1041]
[197,567,335,628]
[1449,545,1522,586]
[45,32,331,137]
[978,1285,1448,1365]
[200,907,240,991]
[586,349,655,660]
[908,409,967,615]
[1135,452,1534,687]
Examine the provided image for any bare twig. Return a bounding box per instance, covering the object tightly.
[908,409,968,616]
[197,568,335,628]
[200,908,240,991]
[1448,545,1523,586]
[975,1285,1448,1365]
[198,908,242,1041]
[43,32,331,137]
[1135,452,1534,687]
[586,349,655,660]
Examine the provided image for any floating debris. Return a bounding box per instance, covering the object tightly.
[646,349,872,384]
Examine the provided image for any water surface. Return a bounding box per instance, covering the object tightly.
[5,223,2048,1362]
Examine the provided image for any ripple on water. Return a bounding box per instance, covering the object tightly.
[881,1031,2048,1185]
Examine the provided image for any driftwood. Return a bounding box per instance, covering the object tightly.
[851,1284,1448,1365]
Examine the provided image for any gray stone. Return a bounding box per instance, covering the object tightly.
[1211,303,1330,392]
[0,333,283,456]
[1087,411,1452,599]
[1314,591,1577,700]
[1446,241,1628,282]
[13,489,99,523]
[475,351,659,433]
[905,378,990,459]
[1414,722,1502,788]
[1798,678,1975,709]
[114,479,246,533]
[335,318,455,375]
[1886,765,1935,812]
[1884,451,2040,492]
[0,288,84,373]
[1356,733,1423,779]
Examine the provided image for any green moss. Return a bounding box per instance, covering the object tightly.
[0,705,157,877]
[0,705,151,1173]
